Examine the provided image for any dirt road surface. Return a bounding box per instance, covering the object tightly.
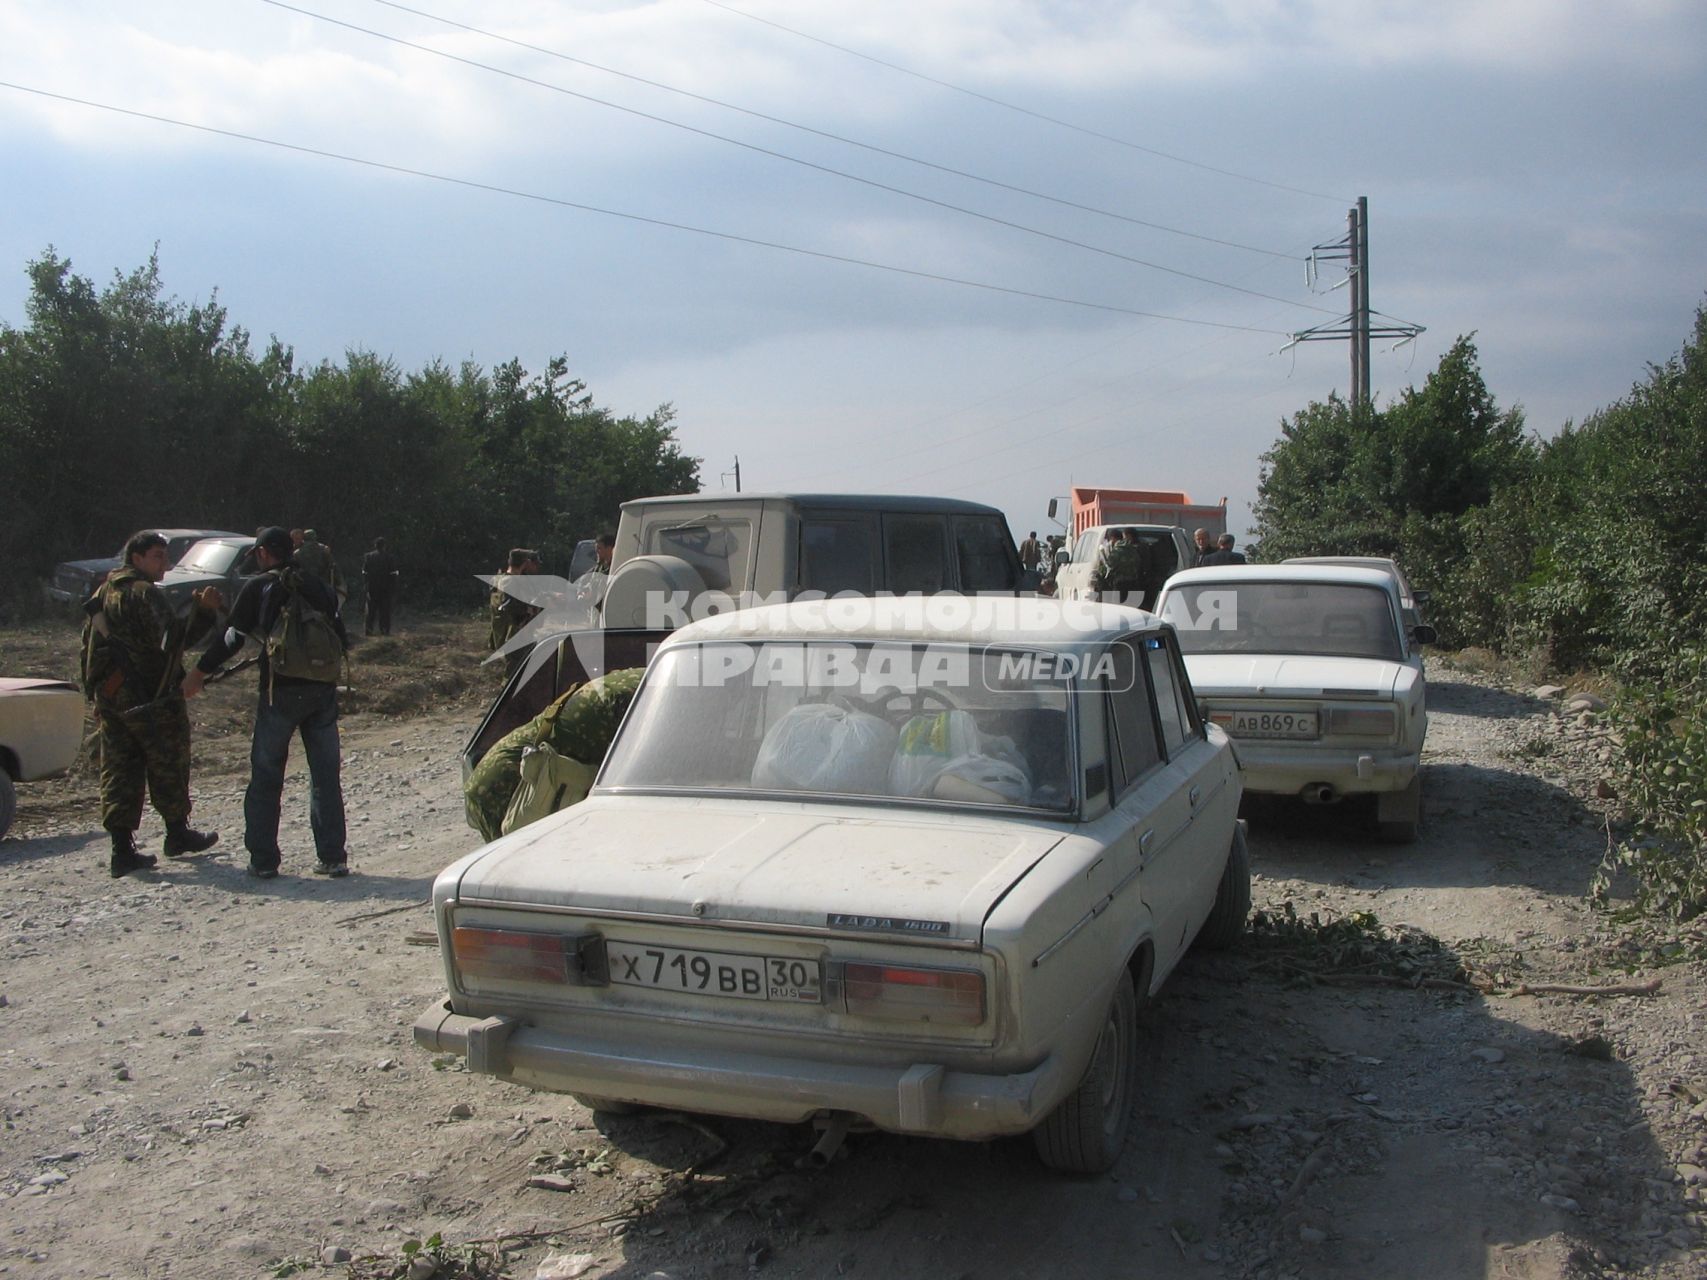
[2,628,1704,1280]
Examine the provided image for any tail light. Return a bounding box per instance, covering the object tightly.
[1327,706,1396,736]
[838,962,984,1026]
[451,927,607,990]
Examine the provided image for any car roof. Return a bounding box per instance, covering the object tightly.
[665,596,1161,648]
[621,493,1006,517]
[153,528,245,539]
[1165,564,1398,592]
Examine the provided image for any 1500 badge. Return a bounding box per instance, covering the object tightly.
[827,914,951,936]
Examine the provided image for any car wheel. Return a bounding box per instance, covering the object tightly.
[0,772,15,840]
[1032,969,1137,1174]
[571,1094,640,1115]
[1196,822,1251,950]
[1376,775,1423,844]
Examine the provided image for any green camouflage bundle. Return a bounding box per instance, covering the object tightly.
[463,667,645,842]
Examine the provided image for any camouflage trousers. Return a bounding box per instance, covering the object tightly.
[98,697,194,832]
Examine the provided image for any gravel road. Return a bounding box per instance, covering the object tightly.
[1,659,1703,1280]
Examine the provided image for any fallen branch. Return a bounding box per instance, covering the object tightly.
[335,898,431,927]
[1508,978,1662,998]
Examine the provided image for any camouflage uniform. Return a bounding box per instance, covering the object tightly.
[1091,541,1148,605]
[464,668,645,841]
[85,568,216,834]
[294,531,347,605]
[488,572,543,679]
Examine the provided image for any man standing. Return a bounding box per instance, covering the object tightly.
[1201,533,1248,566]
[594,533,615,574]
[1191,528,1213,565]
[361,536,399,636]
[1019,530,1042,571]
[83,531,221,877]
[183,527,350,879]
[489,547,542,678]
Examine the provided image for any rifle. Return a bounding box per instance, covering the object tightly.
[120,655,261,719]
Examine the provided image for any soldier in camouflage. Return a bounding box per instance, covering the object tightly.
[83,531,222,877]
[488,547,542,678]
[1090,528,1149,607]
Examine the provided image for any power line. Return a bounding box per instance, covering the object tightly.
[0,79,1291,334]
[259,0,1338,317]
[361,0,1298,261]
[700,0,1350,204]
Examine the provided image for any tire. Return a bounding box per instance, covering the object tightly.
[1032,970,1137,1173]
[1376,774,1423,844]
[572,1094,640,1115]
[1196,822,1251,950]
[0,772,15,841]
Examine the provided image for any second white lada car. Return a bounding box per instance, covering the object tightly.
[1157,564,1434,842]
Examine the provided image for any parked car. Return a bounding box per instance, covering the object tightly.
[1283,556,1430,630]
[417,596,1248,1172]
[0,678,85,840]
[1156,564,1436,842]
[44,528,246,606]
[156,536,259,620]
[1051,524,1193,608]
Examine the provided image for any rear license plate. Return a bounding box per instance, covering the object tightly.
[1230,709,1318,739]
[605,940,822,1004]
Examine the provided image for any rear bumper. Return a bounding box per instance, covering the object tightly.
[413,998,1067,1139]
[1233,744,1418,797]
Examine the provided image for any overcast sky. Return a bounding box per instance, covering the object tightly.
[4,0,1704,541]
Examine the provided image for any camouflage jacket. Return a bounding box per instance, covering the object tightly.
[1090,541,1147,593]
[84,568,214,708]
[488,573,541,650]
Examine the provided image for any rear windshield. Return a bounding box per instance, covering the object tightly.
[1162,581,1401,661]
[600,641,1075,812]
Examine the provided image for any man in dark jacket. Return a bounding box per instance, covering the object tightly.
[84,531,222,877]
[1201,533,1248,566]
[183,526,351,879]
[361,536,399,636]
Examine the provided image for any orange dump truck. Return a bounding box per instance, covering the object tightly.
[1066,487,1227,540]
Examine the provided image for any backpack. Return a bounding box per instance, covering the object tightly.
[264,567,347,689]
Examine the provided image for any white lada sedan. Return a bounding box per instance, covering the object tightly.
[416,597,1248,1172]
[1156,564,1435,842]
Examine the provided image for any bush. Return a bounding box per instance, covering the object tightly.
[1594,646,1707,921]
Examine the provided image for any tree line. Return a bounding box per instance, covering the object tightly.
[0,249,700,616]
[1254,310,1707,918]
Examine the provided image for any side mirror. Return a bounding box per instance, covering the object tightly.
[1413,589,1432,605]
[1047,498,1058,520]
[1053,548,1071,565]
[1411,624,1438,647]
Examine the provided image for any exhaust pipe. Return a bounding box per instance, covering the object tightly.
[1301,783,1337,804]
[804,1114,853,1167]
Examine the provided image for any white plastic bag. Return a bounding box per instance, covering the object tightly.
[750,702,897,795]
[888,710,982,796]
[929,754,1033,805]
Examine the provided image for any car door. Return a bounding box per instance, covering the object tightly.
[1143,628,1234,936]
[1099,633,1200,981]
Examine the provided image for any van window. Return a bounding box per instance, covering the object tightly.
[954,516,1015,592]
[884,516,948,594]
[650,519,752,592]
[801,519,877,595]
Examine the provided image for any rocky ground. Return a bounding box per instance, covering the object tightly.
[1,617,1704,1280]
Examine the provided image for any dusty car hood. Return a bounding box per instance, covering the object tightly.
[448,796,1065,942]
[1182,654,1404,699]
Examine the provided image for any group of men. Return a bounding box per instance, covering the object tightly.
[87,526,355,880]
[1190,527,1247,566]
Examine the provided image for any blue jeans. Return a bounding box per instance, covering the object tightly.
[245,682,345,870]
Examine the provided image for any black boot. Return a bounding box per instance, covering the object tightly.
[163,821,219,858]
[110,831,158,878]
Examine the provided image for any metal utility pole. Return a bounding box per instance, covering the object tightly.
[1288,197,1421,408]
[720,456,742,492]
